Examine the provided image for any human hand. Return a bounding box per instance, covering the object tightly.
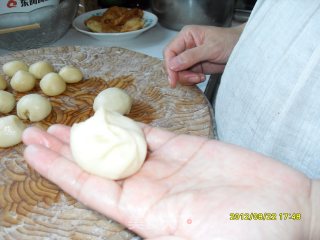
[164,24,244,87]
[22,124,319,240]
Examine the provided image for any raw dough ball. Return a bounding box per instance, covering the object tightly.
[59,65,83,83]
[10,70,36,92]
[0,75,7,90]
[40,72,66,96]
[29,61,54,79]
[0,90,16,114]
[93,87,133,115]
[2,60,28,77]
[0,115,26,148]
[17,94,52,122]
[70,109,147,180]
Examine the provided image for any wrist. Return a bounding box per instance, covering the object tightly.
[232,23,246,35]
[309,180,320,240]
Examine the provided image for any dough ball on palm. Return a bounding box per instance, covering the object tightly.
[2,60,28,77]
[0,115,26,148]
[93,87,133,115]
[10,70,36,92]
[70,109,147,180]
[29,61,54,79]
[40,72,66,96]
[0,90,16,114]
[59,65,83,83]
[17,94,52,122]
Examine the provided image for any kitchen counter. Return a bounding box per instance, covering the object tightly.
[0,23,209,91]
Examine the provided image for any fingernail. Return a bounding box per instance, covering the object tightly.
[24,145,39,161]
[169,57,183,71]
[168,77,176,88]
[188,76,201,83]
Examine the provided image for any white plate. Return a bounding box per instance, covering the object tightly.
[72,8,158,41]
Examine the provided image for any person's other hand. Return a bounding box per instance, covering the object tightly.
[164,24,244,87]
[22,124,318,240]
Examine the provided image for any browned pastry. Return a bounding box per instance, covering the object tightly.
[85,6,144,33]
[84,16,103,32]
[121,17,144,32]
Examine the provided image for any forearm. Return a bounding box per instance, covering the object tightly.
[233,23,246,34]
[222,23,246,62]
[309,180,320,240]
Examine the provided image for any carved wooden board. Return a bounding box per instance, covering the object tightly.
[0,46,213,239]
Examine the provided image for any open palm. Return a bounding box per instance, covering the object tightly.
[23,124,312,240]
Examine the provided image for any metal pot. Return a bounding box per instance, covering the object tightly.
[150,0,235,30]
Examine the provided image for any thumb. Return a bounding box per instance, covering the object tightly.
[168,44,221,72]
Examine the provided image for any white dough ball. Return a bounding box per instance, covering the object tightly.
[29,61,54,79]
[0,115,26,148]
[59,65,83,83]
[10,70,36,92]
[40,72,66,96]
[17,94,52,122]
[0,90,16,114]
[3,60,28,77]
[0,75,7,90]
[93,87,133,115]
[70,109,147,180]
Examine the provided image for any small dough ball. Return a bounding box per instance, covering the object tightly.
[70,109,147,180]
[0,75,7,90]
[0,90,16,114]
[40,72,66,96]
[3,60,28,77]
[59,65,83,83]
[0,115,26,148]
[93,87,133,115]
[17,94,52,122]
[10,70,36,92]
[29,61,54,79]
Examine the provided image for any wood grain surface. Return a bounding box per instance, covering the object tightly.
[0,46,214,239]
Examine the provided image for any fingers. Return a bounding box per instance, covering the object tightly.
[141,124,209,164]
[47,124,71,144]
[22,126,73,161]
[164,46,179,88]
[164,26,224,87]
[141,124,177,152]
[164,27,194,88]
[23,144,123,223]
[175,70,206,86]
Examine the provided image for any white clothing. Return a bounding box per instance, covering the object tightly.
[215,0,320,178]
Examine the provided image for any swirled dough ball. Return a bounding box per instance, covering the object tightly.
[0,75,7,90]
[0,90,15,114]
[40,72,66,96]
[0,115,26,148]
[29,61,54,79]
[93,87,133,115]
[17,94,52,122]
[70,109,147,180]
[10,70,36,92]
[59,65,83,83]
[2,60,28,77]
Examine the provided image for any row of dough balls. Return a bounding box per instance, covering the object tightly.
[0,86,133,148]
[0,60,83,96]
[0,93,52,148]
[0,60,83,148]
[0,60,84,117]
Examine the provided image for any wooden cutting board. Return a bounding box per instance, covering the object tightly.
[0,46,214,239]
